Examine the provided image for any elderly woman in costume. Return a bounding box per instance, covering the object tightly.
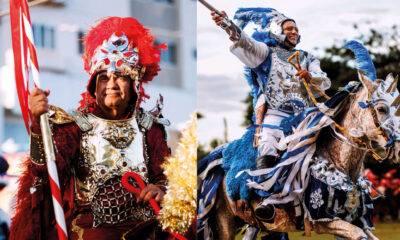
[10,17,171,240]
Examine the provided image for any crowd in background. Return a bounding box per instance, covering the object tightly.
[365,168,400,222]
[0,156,10,240]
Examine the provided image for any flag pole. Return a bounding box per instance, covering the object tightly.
[9,0,68,239]
[40,114,69,240]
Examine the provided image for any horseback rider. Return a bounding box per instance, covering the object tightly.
[211,8,330,222]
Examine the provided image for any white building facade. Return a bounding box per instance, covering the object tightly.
[0,0,196,153]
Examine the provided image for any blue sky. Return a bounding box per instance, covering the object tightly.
[198,0,400,145]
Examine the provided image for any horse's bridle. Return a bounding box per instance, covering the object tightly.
[287,51,393,162]
[358,97,393,162]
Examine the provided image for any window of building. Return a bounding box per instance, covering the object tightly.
[154,40,177,65]
[193,48,197,59]
[32,24,55,49]
[78,31,85,54]
[151,0,173,4]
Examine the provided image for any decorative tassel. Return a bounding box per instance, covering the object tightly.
[159,113,197,235]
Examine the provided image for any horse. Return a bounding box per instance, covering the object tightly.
[197,43,400,240]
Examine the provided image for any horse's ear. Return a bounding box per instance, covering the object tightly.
[385,73,398,93]
[358,70,378,96]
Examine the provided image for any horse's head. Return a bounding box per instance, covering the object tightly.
[357,72,400,163]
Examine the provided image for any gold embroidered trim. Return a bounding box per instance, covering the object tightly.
[30,132,46,166]
[48,105,74,124]
[71,214,84,240]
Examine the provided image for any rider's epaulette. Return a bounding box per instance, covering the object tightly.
[136,108,170,131]
[68,110,93,132]
[48,105,74,125]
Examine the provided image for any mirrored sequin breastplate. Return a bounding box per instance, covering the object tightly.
[265,47,312,112]
[74,113,149,206]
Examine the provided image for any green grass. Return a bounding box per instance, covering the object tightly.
[288,222,400,239]
[235,222,400,239]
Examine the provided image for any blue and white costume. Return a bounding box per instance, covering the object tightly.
[231,33,330,157]
[230,8,330,159]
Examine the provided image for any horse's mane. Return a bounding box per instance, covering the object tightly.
[316,83,362,149]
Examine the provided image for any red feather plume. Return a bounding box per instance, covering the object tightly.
[80,17,167,108]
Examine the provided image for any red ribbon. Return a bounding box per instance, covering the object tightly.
[122,172,187,240]
[122,171,160,214]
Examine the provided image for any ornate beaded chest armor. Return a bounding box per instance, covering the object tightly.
[74,113,155,227]
[266,47,312,112]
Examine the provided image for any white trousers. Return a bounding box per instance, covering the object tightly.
[257,109,290,157]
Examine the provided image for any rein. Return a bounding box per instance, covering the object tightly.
[358,98,392,162]
[287,52,389,162]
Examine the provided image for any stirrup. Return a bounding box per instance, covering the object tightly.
[255,202,275,223]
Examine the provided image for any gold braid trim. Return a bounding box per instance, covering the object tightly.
[48,105,74,124]
[71,214,84,240]
[30,132,46,166]
[29,105,73,166]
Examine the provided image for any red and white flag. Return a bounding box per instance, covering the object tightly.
[9,0,40,134]
[9,1,68,239]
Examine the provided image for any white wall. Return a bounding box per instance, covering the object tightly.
[179,0,196,92]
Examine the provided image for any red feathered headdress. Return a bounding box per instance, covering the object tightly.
[79,17,167,111]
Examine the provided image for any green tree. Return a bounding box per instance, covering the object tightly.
[242,93,254,127]
[242,24,400,126]
[321,25,400,88]
[197,142,211,161]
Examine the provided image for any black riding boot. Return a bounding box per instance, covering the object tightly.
[255,155,277,222]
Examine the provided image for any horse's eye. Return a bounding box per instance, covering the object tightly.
[377,106,388,114]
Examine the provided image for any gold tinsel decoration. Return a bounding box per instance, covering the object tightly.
[159,112,197,235]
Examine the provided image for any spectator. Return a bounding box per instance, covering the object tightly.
[0,155,10,240]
